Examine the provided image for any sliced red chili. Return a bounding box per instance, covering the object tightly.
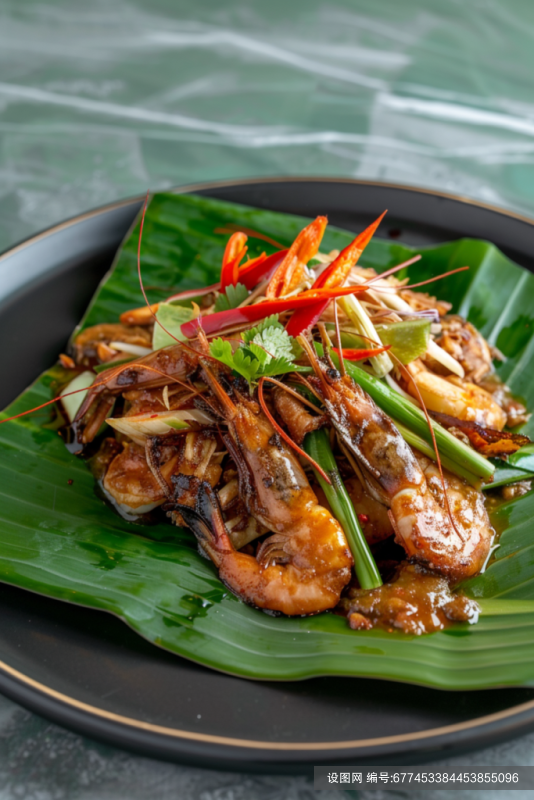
[220,232,248,290]
[314,211,386,290]
[332,345,391,361]
[238,249,287,290]
[285,212,386,337]
[180,284,368,338]
[265,216,327,299]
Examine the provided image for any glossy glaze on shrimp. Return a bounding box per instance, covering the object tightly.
[306,351,493,582]
[175,365,353,616]
[406,360,507,430]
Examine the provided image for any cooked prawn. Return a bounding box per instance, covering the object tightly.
[74,323,152,366]
[405,360,507,430]
[103,441,170,513]
[175,364,353,615]
[436,315,497,383]
[75,343,200,443]
[304,344,493,582]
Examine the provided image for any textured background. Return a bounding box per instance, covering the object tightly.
[2,0,534,797]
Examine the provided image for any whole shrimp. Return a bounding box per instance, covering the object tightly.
[75,343,200,443]
[302,338,493,582]
[174,364,353,616]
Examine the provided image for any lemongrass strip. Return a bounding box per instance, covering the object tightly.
[349,273,465,377]
[325,349,494,481]
[109,342,153,357]
[338,295,393,377]
[426,338,465,378]
[360,279,465,378]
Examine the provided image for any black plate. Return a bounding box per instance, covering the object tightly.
[2,178,534,773]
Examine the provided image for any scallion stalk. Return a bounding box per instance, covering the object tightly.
[391,418,482,488]
[319,346,494,482]
[304,428,382,590]
[338,295,393,377]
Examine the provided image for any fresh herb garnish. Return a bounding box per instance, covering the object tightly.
[214,282,249,312]
[209,315,302,384]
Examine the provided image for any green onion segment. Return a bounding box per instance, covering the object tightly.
[391,418,482,488]
[324,348,494,482]
[304,428,382,590]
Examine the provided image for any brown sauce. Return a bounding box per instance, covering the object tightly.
[338,562,479,635]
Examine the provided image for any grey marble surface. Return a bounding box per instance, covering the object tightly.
[2,0,534,796]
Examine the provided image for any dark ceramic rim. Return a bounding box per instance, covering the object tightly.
[2,176,534,266]
[2,176,534,763]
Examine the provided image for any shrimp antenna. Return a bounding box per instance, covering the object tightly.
[136,191,182,347]
[338,329,464,542]
[136,192,221,365]
[333,301,346,377]
[0,363,195,426]
[297,334,335,402]
[214,224,285,250]
[368,265,469,292]
[290,373,324,404]
[257,377,331,485]
[317,323,337,372]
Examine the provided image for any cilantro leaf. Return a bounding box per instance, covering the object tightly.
[241,315,283,343]
[261,357,301,378]
[209,316,302,387]
[248,326,295,363]
[214,283,249,312]
[232,348,261,383]
[209,338,259,383]
[243,341,270,367]
[208,338,235,371]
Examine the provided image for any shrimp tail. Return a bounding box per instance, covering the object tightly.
[174,479,233,567]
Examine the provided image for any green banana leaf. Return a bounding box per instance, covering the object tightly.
[2,191,534,690]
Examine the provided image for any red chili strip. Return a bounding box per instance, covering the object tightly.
[238,249,287,289]
[285,299,328,337]
[180,285,367,338]
[286,213,386,337]
[266,216,328,298]
[332,345,391,361]
[165,249,287,305]
[314,211,387,290]
[220,232,248,290]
